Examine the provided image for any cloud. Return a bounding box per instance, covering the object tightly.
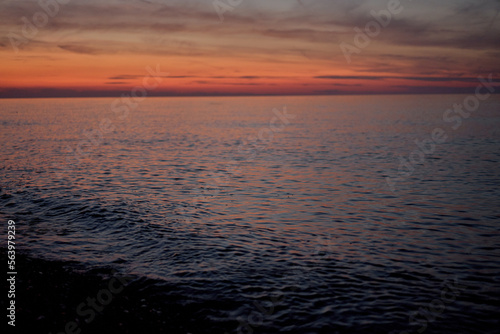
[108,75,141,80]
[314,89,342,94]
[105,81,128,85]
[160,75,287,80]
[333,6,500,50]
[58,44,102,55]
[315,75,500,83]
[224,82,259,86]
[261,28,335,43]
[1,0,499,98]
[237,76,261,79]
[332,83,362,86]
[316,75,383,80]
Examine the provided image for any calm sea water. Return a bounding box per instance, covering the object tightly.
[1,95,499,333]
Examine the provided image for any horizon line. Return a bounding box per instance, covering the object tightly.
[1,91,499,100]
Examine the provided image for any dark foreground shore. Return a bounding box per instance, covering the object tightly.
[2,250,499,334]
[1,250,234,334]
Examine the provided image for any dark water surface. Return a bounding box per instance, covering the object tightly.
[1,95,499,333]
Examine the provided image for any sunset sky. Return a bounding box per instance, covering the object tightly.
[1,0,499,98]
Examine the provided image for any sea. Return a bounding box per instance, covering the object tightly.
[1,95,499,333]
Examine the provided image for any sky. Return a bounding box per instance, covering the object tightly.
[0,0,499,98]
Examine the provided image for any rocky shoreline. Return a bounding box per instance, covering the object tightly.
[1,250,233,334]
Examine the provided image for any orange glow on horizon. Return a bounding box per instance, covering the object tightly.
[0,1,498,98]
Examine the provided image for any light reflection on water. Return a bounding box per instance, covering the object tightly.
[1,95,499,333]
